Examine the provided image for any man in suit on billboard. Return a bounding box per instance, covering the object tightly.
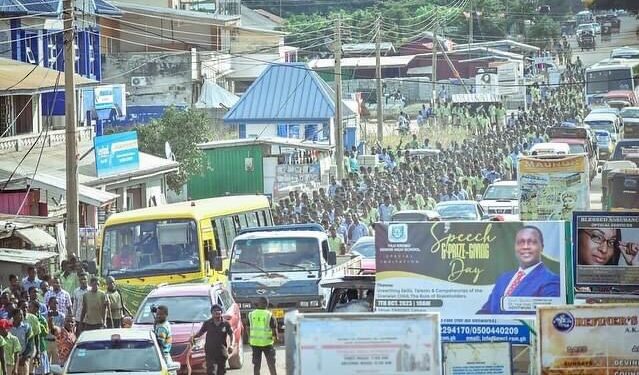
[478,226,560,314]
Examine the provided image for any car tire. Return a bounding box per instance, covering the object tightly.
[228,335,244,369]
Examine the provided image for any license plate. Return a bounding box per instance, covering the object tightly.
[272,309,285,319]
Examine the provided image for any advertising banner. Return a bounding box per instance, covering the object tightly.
[297,313,441,374]
[572,211,639,294]
[441,318,533,345]
[375,221,567,318]
[518,155,590,221]
[538,303,639,374]
[93,131,140,177]
[443,342,512,375]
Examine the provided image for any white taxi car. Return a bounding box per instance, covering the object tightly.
[51,329,180,375]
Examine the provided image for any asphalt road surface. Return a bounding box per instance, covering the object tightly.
[228,15,639,375]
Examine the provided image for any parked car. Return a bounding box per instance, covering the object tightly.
[604,90,639,110]
[610,46,639,59]
[435,201,489,221]
[350,236,375,274]
[619,107,639,139]
[479,181,519,215]
[391,210,441,221]
[134,283,244,371]
[51,329,181,375]
[584,111,621,142]
[595,130,615,160]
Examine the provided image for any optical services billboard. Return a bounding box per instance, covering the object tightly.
[374,221,567,319]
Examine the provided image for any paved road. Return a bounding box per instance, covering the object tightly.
[569,14,639,67]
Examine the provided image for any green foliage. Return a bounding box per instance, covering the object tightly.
[136,107,209,193]
[527,16,560,47]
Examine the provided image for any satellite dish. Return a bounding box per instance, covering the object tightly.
[165,141,175,161]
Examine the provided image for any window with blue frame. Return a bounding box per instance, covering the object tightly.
[238,124,246,138]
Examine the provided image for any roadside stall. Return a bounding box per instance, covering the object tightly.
[0,248,58,288]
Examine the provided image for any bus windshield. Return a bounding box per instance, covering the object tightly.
[230,237,320,273]
[586,69,632,95]
[102,219,200,278]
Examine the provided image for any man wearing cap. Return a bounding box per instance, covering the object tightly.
[0,319,15,375]
[247,297,277,375]
[191,305,234,375]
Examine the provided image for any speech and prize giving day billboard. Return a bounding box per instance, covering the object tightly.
[374,221,567,318]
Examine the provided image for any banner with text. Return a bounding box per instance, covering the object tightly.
[297,313,440,374]
[518,155,589,221]
[444,342,512,375]
[538,303,639,374]
[375,221,567,318]
[572,211,639,295]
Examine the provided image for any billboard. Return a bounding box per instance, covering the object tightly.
[297,313,441,374]
[518,155,590,221]
[374,221,567,318]
[572,211,639,294]
[94,131,140,177]
[441,318,533,345]
[538,303,639,374]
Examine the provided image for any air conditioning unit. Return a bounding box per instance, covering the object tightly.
[131,76,148,87]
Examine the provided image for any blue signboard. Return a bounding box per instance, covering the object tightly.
[94,131,140,177]
[441,319,532,345]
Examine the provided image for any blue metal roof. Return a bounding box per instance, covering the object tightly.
[224,62,355,124]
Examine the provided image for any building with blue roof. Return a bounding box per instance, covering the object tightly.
[224,62,358,148]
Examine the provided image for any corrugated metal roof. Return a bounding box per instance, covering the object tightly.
[198,136,334,151]
[0,0,28,14]
[113,1,237,23]
[224,63,355,123]
[308,55,416,70]
[0,58,96,95]
[0,248,57,265]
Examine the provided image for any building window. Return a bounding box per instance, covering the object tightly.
[47,34,57,69]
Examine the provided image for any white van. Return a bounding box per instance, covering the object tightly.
[529,142,570,156]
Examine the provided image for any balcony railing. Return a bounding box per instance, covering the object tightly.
[0,127,93,154]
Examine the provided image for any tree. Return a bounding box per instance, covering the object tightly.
[136,107,210,193]
[527,16,560,48]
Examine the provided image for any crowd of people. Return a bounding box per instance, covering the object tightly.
[272,62,587,254]
[0,257,129,375]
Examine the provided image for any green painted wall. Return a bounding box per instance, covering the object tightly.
[187,145,264,199]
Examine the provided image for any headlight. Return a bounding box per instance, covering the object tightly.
[299,301,309,307]
[192,338,205,351]
[309,300,320,307]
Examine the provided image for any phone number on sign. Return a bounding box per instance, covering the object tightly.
[441,325,520,335]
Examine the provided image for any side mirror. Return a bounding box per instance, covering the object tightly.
[327,251,337,266]
[475,194,483,201]
[210,255,223,272]
[51,365,64,375]
[87,260,97,275]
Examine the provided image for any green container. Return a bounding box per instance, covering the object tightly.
[188,144,265,199]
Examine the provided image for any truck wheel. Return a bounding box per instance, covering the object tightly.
[228,336,244,369]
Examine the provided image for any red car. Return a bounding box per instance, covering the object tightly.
[350,236,376,274]
[133,283,244,372]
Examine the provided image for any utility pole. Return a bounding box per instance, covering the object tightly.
[64,0,79,258]
[431,17,438,127]
[469,1,474,45]
[334,16,344,180]
[375,17,383,144]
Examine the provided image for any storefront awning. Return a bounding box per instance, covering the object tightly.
[27,173,118,207]
[0,248,58,265]
[14,227,57,249]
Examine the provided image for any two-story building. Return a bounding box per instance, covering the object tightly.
[0,0,121,129]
